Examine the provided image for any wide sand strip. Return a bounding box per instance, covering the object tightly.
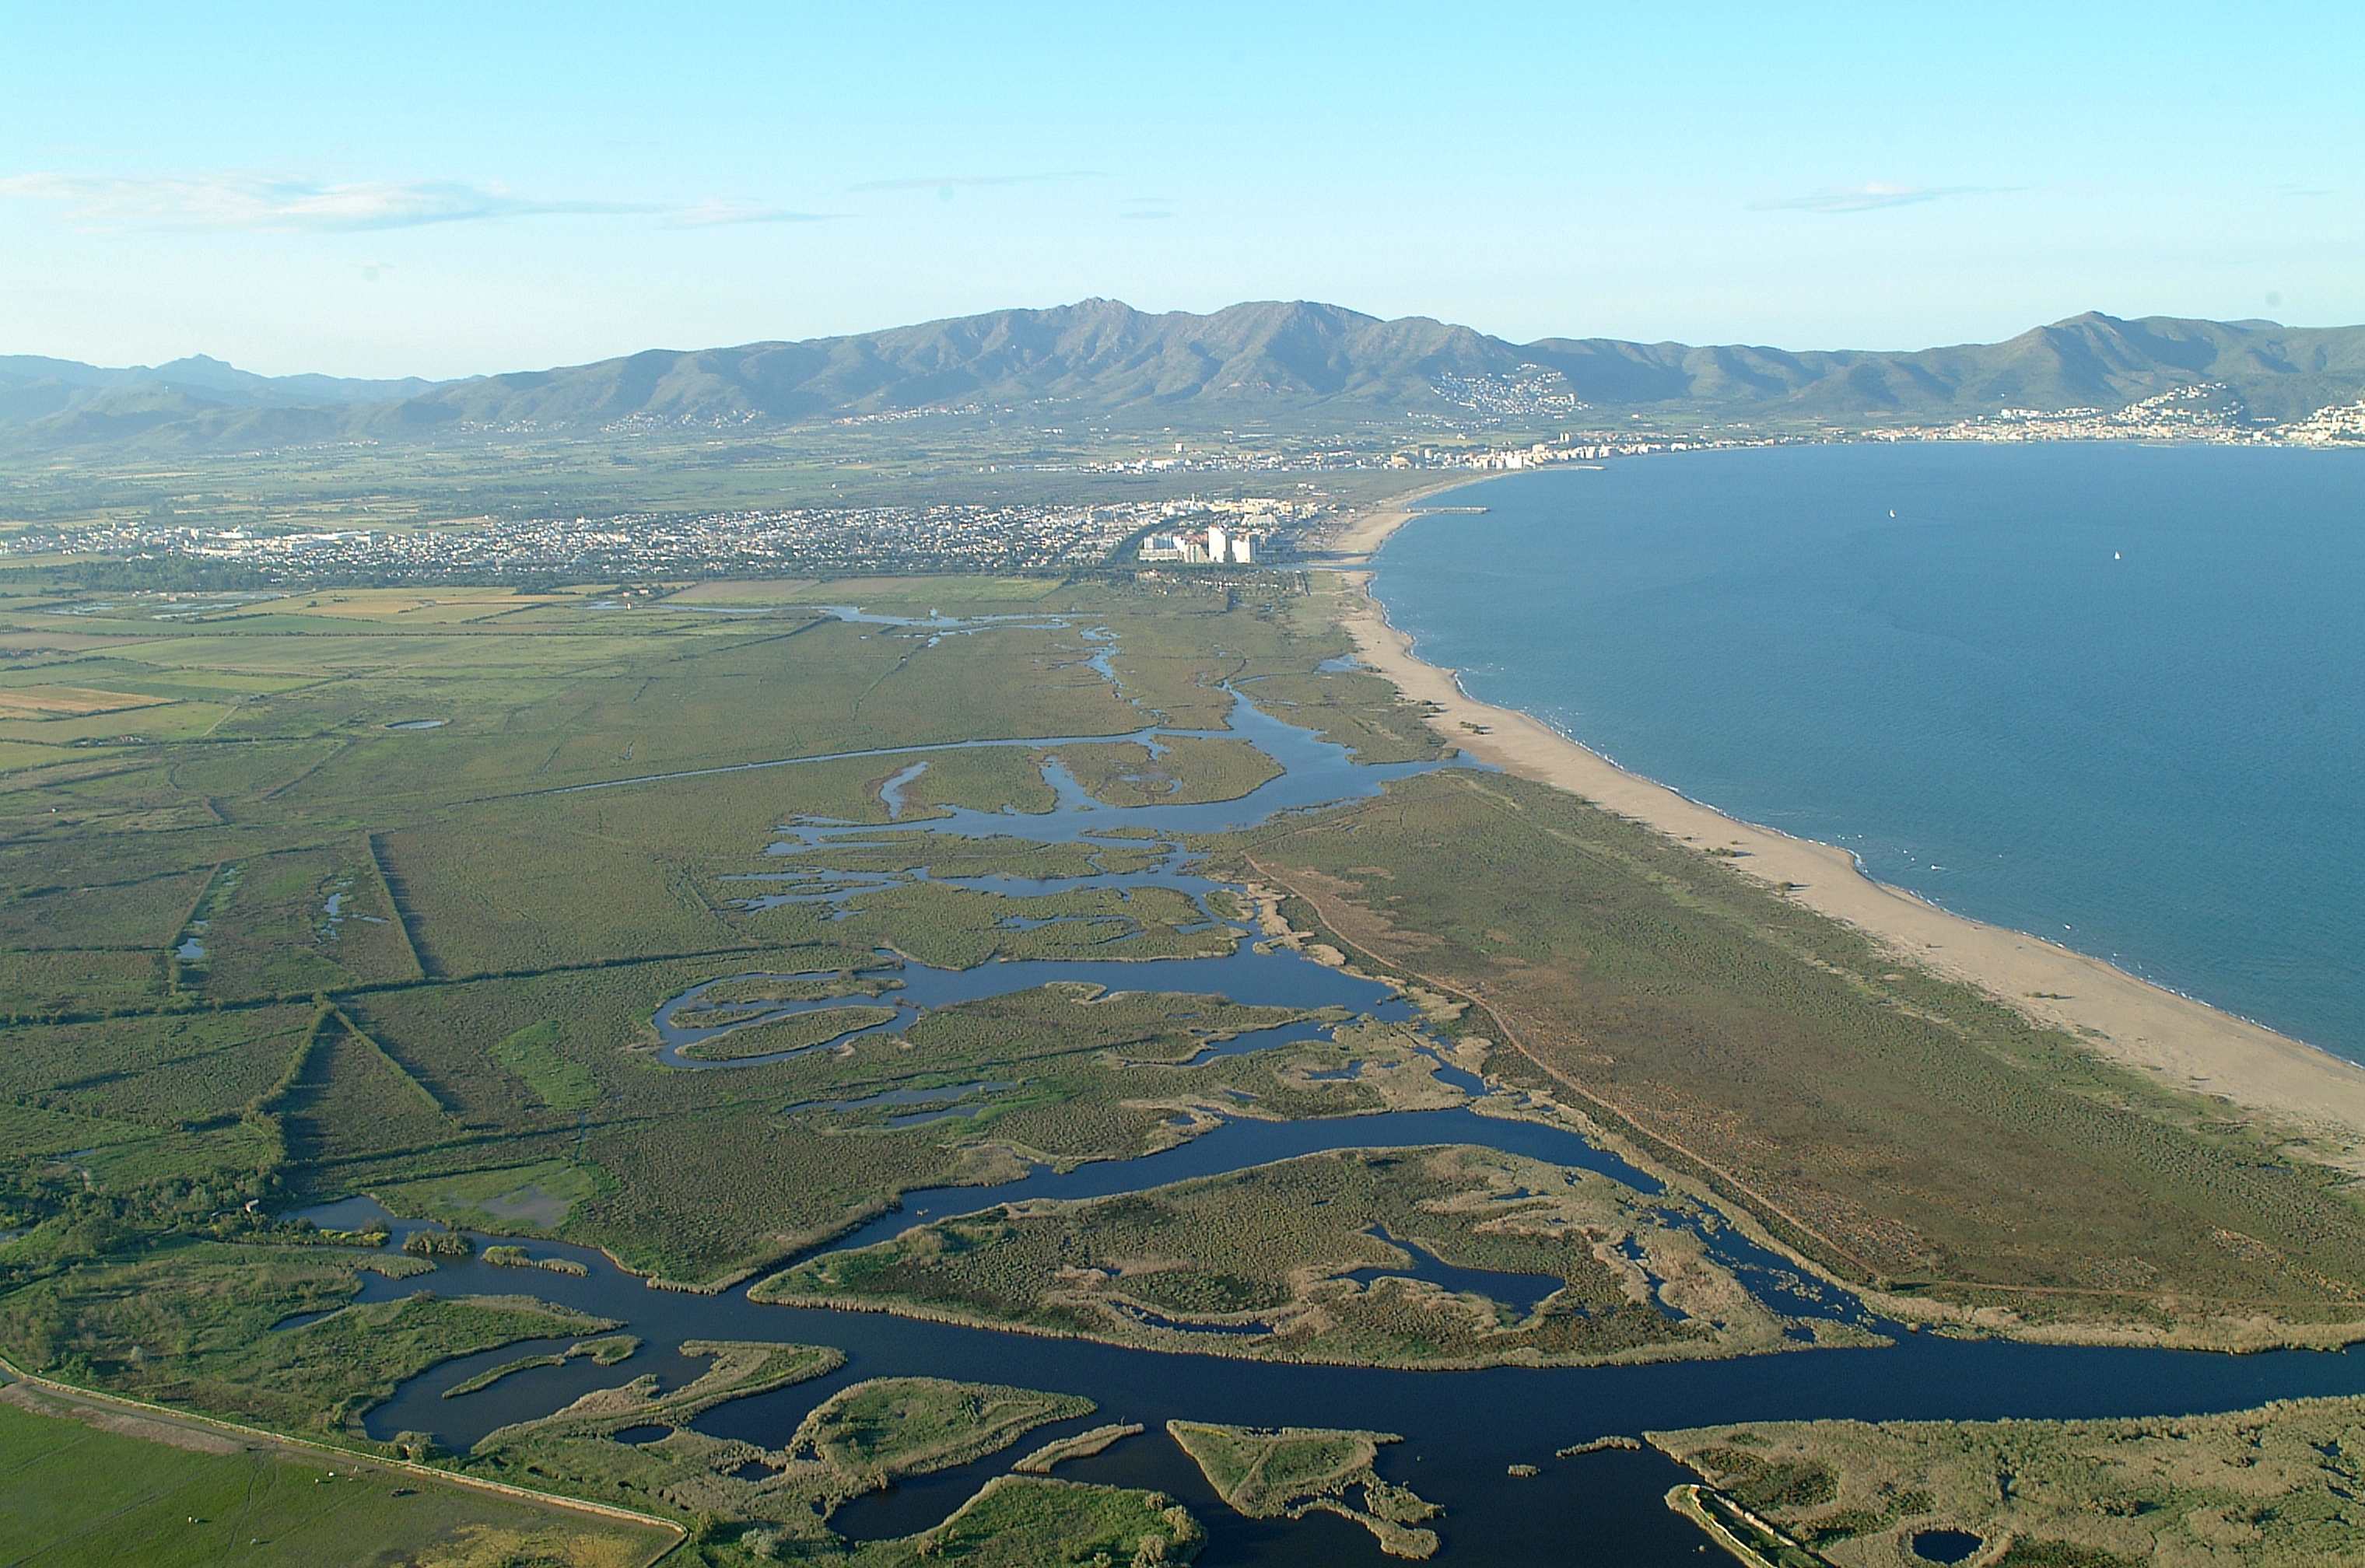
[1305,481,1477,562]
[1323,539,2365,1157]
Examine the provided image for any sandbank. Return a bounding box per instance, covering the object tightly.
[1322,498,2365,1159]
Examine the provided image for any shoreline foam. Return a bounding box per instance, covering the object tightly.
[1321,485,2365,1161]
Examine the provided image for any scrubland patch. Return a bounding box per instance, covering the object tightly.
[374,1158,611,1233]
[758,1143,1793,1367]
[1168,1419,1441,1557]
[1652,1395,2365,1566]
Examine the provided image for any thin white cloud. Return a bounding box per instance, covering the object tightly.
[0,172,646,231]
[667,200,836,227]
[848,170,1102,193]
[1750,182,2013,214]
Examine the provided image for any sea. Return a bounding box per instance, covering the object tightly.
[1369,442,2365,1062]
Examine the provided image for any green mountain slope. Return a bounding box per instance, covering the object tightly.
[1525,313,2365,422]
[0,353,445,442]
[9,302,2363,450]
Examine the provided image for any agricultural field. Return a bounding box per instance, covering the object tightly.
[0,419,1425,544]
[1650,1395,2365,1567]
[0,1380,678,1568]
[755,1143,1802,1367]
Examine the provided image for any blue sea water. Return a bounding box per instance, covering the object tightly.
[1370,443,2365,1061]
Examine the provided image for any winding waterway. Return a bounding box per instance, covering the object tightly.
[323,604,2365,1565]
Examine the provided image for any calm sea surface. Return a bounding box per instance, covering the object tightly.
[1371,443,2365,1060]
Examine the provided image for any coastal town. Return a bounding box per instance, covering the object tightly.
[1878,382,2365,446]
[0,498,1228,583]
[5,385,2360,586]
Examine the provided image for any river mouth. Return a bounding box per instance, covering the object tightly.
[318,615,2365,1564]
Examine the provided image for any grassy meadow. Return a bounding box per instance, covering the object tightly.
[0,1381,677,1568]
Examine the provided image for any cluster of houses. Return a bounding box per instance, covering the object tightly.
[1137,522,1256,565]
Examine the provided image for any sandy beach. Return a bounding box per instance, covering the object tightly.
[1322,494,2365,1160]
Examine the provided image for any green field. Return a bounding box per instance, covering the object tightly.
[0,1381,676,1568]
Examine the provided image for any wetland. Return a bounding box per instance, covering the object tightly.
[6,570,2365,1563]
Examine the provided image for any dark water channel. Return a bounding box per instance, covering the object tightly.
[1344,1227,1566,1317]
[319,625,2365,1563]
[317,1194,2365,1567]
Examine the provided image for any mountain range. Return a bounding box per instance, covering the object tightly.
[6,301,2363,451]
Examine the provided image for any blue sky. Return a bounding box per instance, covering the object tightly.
[4,2,2360,377]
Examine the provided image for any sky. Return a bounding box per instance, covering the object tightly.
[4,2,2360,380]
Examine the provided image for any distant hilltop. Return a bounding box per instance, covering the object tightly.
[5,300,2363,450]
